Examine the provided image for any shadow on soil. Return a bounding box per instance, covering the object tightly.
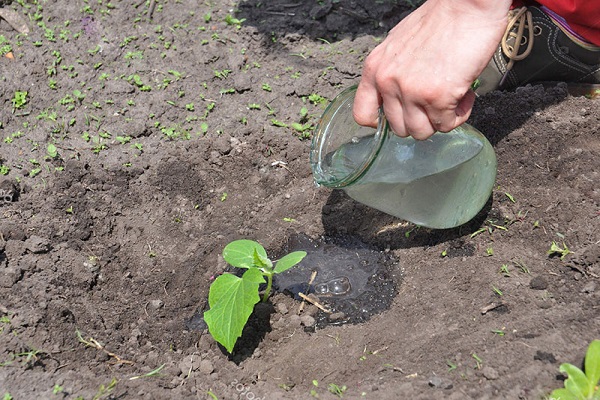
[234,0,417,42]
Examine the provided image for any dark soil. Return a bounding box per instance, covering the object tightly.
[0,1,599,399]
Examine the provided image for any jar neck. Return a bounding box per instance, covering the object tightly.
[310,98,388,189]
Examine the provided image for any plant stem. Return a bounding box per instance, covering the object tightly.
[262,272,273,302]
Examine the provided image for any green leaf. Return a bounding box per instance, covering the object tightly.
[550,388,579,400]
[560,363,590,398]
[252,247,272,270]
[204,268,265,353]
[274,251,307,274]
[223,240,268,269]
[585,340,600,395]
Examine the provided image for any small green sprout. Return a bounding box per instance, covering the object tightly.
[472,353,483,369]
[328,383,347,397]
[548,241,573,260]
[46,143,58,159]
[129,364,165,380]
[204,240,306,353]
[550,340,600,400]
[12,91,28,111]
[492,285,503,296]
[224,14,245,28]
[447,360,457,372]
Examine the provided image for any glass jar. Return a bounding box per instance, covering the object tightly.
[310,86,497,229]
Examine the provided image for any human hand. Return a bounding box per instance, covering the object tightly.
[353,0,511,139]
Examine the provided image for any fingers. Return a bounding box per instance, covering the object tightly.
[353,76,381,128]
[384,99,435,140]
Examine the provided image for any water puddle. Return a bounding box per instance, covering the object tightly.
[274,234,399,328]
[186,234,400,332]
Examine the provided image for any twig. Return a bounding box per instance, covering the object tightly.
[298,292,331,314]
[76,330,134,365]
[298,270,317,314]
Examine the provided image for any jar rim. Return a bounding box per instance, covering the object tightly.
[310,86,387,188]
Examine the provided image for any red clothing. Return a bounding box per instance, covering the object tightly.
[514,1,600,46]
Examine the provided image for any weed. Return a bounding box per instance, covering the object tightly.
[308,93,327,105]
[447,360,458,372]
[92,378,118,400]
[492,285,503,296]
[311,380,319,398]
[224,14,245,28]
[11,91,28,112]
[204,240,306,353]
[549,340,600,399]
[271,119,287,128]
[214,69,231,79]
[548,241,572,260]
[328,383,347,398]
[129,364,165,380]
[46,143,58,159]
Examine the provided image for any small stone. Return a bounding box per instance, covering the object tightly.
[199,359,214,375]
[328,312,346,321]
[275,302,288,315]
[300,315,315,327]
[288,314,302,327]
[428,376,443,388]
[179,356,201,375]
[0,267,23,287]
[534,350,556,364]
[581,281,597,293]
[482,366,499,380]
[149,300,164,310]
[529,276,548,290]
[24,236,50,254]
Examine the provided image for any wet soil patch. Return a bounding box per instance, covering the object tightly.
[0,0,598,399]
[274,234,399,327]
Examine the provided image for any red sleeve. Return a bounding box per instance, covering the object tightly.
[515,0,600,45]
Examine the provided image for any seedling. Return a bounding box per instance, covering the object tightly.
[224,14,245,28]
[447,360,458,372]
[548,241,573,260]
[472,353,483,369]
[129,364,165,380]
[549,339,600,399]
[328,383,347,397]
[46,143,58,159]
[505,192,516,203]
[492,285,503,296]
[204,240,306,353]
[11,91,28,112]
